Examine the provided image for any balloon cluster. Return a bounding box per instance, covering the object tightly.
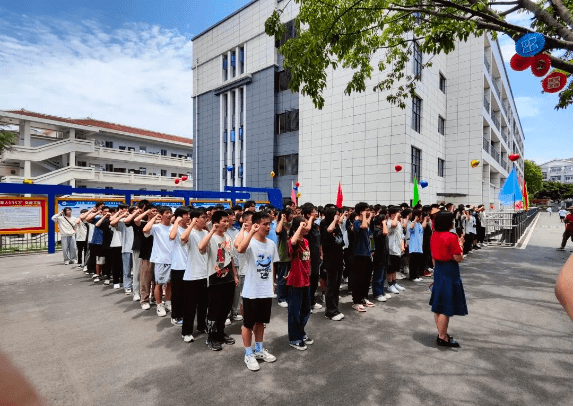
[174,175,188,185]
[511,33,568,94]
[293,181,301,192]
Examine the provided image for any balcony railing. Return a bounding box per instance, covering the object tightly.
[490,148,500,164]
[483,138,490,152]
[483,96,490,111]
[501,130,507,144]
[484,55,490,72]
[491,111,501,131]
[493,84,501,99]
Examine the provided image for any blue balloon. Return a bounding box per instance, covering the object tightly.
[293,186,298,191]
[420,180,428,188]
[227,165,233,171]
[515,33,545,57]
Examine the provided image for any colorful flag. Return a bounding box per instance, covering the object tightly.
[291,181,297,205]
[498,167,523,207]
[412,176,419,207]
[336,181,344,208]
[522,180,529,210]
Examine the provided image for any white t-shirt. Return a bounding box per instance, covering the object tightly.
[118,220,133,253]
[205,233,233,281]
[171,226,188,271]
[236,230,249,276]
[146,223,175,264]
[559,209,567,217]
[184,229,207,281]
[465,216,477,234]
[110,225,122,248]
[241,237,279,299]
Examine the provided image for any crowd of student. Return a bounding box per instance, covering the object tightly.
[51,199,484,370]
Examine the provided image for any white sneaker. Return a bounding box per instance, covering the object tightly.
[233,314,244,321]
[93,277,100,283]
[83,266,88,272]
[385,293,392,299]
[156,303,167,317]
[141,302,151,310]
[254,348,277,362]
[396,273,406,280]
[113,284,121,289]
[124,289,132,295]
[413,278,423,282]
[64,260,69,265]
[104,279,110,286]
[395,283,406,291]
[165,301,172,312]
[133,293,141,302]
[388,285,400,294]
[244,354,260,371]
[183,335,195,343]
[171,318,183,326]
[376,295,387,302]
[77,264,83,269]
[313,303,323,310]
[91,273,98,279]
[225,318,231,326]
[327,313,345,321]
[278,301,288,308]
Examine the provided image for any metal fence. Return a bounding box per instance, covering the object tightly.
[0,233,50,255]
[484,208,539,246]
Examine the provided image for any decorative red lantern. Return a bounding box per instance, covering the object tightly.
[295,181,300,188]
[531,53,551,77]
[510,54,533,71]
[542,72,567,93]
[395,165,402,172]
[181,175,188,181]
[509,153,520,162]
[174,178,180,184]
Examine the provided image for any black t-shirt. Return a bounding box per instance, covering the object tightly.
[127,220,141,252]
[96,218,112,250]
[138,221,153,260]
[304,222,321,263]
[320,220,344,269]
[373,226,389,267]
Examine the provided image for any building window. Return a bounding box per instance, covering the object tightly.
[171,172,177,177]
[275,69,291,92]
[276,109,299,134]
[77,161,87,167]
[187,153,193,161]
[565,175,573,182]
[105,141,113,148]
[139,146,146,153]
[439,73,446,93]
[119,146,126,150]
[411,146,421,180]
[412,96,422,133]
[542,172,547,178]
[413,41,422,79]
[275,19,297,48]
[113,168,126,173]
[438,158,445,177]
[139,167,146,175]
[551,167,561,173]
[105,164,114,172]
[550,176,562,181]
[128,147,135,152]
[161,149,167,156]
[171,153,177,157]
[161,169,167,177]
[438,115,445,135]
[274,154,298,176]
[240,47,245,74]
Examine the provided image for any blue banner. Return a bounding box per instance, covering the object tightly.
[498,167,523,206]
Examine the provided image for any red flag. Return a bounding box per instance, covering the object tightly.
[336,181,344,208]
[291,181,297,205]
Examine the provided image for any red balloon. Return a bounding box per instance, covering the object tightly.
[395,165,403,172]
[174,178,180,184]
[295,182,300,188]
[181,175,188,181]
[542,72,567,93]
[509,153,520,162]
[510,54,533,71]
[531,53,551,77]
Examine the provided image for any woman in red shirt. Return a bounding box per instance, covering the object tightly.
[286,216,313,351]
[429,212,467,348]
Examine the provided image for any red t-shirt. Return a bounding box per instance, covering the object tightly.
[430,231,462,261]
[565,213,573,232]
[286,238,311,287]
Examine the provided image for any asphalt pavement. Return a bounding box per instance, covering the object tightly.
[0,212,572,406]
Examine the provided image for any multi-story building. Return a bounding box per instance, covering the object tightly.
[0,109,193,190]
[191,0,525,208]
[540,158,573,184]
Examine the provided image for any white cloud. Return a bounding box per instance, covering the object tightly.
[0,14,193,139]
[514,96,541,118]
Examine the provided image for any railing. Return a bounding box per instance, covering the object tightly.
[484,208,539,246]
[484,54,491,72]
[1,139,94,162]
[483,96,490,111]
[483,138,490,152]
[493,83,501,99]
[490,148,500,164]
[88,147,192,168]
[491,111,501,131]
[0,233,48,255]
[501,130,507,144]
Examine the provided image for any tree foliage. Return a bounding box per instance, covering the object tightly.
[534,180,573,201]
[524,159,544,194]
[0,130,18,152]
[265,0,573,110]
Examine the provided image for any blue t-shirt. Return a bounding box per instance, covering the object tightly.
[353,219,372,257]
[90,216,103,245]
[267,220,278,245]
[408,222,424,253]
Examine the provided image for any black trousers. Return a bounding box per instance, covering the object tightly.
[76,241,87,265]
[309,261,321,304]
[105,247,122,284]
[170,270,185,320]
[561,229,573,248]
[352,256,373,304]
[476,226,486,244]
[343,248,354,280]
[463,234,475,254]
[87,244,98,272]
[408,252,425,280]
[182,279,208,336]
[325,261,343,317]
[207,281,235,342]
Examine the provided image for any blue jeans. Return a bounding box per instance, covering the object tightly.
[275,262,290,303]
[372,264,386,298]
[287,286,311,343]
[122,252,133,290]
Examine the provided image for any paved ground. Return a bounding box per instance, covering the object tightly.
[0,212,572,406]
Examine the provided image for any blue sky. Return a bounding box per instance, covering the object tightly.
[0,0,572,163]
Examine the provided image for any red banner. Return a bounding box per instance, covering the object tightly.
[0,197,48,234]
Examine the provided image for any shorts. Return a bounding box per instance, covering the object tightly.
[388,255,402,273]
[242,297,272,329]
[96,256,106,265]
[154,263,171,284]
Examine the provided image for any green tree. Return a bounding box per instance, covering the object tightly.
[265,0,573,110]
[524,160,544,194]
[0,130,18,152]
[535,180,573,201]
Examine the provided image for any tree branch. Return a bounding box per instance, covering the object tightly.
[489,1,519,4]
[498,4,522,16]
[518,0,573,41]
[549,0,573,27]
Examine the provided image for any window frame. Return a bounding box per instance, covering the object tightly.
[413,41,422,79]
[438,115,445,135]
[439,73,446,93]
[411,146,422,180]
[438,158,446,177]
[412,96,422,133]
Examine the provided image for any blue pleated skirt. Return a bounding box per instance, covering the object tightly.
[429,260,468,317]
